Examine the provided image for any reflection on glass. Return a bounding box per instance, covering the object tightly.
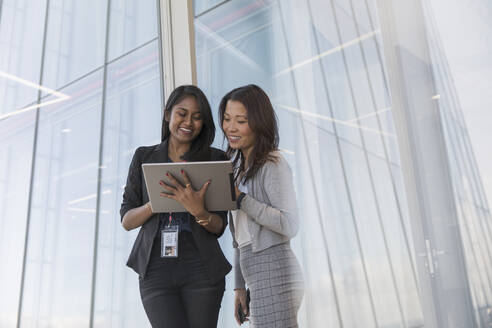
[195,0,423,327]
[42,0,108,90]
[0,0,47,115]
[0,111,35,328]
[427,0,492,320]
[20,70,103,327]
[107,0,158,61]
[93,40,161,328]
[193,0,225,16]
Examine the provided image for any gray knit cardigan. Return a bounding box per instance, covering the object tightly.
[229,151,300,289]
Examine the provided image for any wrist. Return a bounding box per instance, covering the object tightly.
[145,202,153,215]
[200,214,213,223]
[236,192,246,209]
[195,209,209,220]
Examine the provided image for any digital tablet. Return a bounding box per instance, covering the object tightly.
[142,161,237,213]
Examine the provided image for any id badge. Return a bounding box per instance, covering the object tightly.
[161,225,179,258]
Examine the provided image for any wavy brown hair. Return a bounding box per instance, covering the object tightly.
[219,84,279,183]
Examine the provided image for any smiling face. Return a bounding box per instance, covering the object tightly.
[166,96,203,146]
[222,100,256,157]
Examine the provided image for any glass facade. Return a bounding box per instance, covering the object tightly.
[0,0,46,115]
[1,0,492,327]
[426,1,492,323]
[0,111,35,327]
[0,0,160,327]
[194,1,422,327]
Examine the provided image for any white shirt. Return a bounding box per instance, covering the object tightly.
[231,182,251,248]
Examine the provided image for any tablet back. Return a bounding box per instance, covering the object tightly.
[142,161,236,213]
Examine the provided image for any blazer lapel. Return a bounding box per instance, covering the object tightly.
[150,140,169,163]
[141,140,168,203]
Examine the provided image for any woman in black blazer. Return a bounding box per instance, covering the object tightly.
[120,85,231,328]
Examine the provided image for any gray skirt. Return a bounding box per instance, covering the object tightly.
[239,242,304,328]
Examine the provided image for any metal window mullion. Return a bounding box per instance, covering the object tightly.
[89,0,112,326]
[16,0,51,326]
[276,1,344,327]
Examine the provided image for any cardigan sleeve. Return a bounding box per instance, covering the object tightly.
[228,210,246,288]
[120,147,144,220]
[234,247,246,289]
[208,148,229,237]
[240,155,299,238]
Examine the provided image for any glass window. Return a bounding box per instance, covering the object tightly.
[193,0,225,16]
[366,153,423,326]
[194,0,424,327]
[19,70,103,327]
[0,0,47,115]
[41,0,108,90]
[424,0,492,321]
[93,40,161,328]
[107,0,158,61]
[0,111,36,328]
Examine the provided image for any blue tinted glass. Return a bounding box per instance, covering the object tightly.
[93,40,161,328]
[108,0,158,61]
[0,110,35,327]
[42,0,108,90]
[195,0,423,327]
[0,0,47,115]
[194,0,225,16]
[20,70,104,327]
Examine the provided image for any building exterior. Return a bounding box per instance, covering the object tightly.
[1,0,491,327]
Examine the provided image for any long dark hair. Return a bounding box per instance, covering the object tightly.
[162,85,215,160]
[219,84,279,183]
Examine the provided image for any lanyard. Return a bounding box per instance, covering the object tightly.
[167,212,173,228]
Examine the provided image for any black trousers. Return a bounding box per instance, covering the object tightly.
[139,231,225,328]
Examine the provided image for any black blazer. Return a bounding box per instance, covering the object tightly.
[120,140,232,283]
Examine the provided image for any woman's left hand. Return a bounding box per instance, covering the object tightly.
[159,170,210,218]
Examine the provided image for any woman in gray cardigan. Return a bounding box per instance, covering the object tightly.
[219,84,304,327]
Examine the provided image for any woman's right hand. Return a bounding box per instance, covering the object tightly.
[234,288,249,325]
